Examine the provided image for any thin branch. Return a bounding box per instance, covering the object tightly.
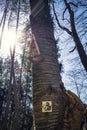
[64,0,72,14]
[69,46,76,53]
[52,2,72,36]
[0,0,9,27]
[63,7,67,20]
[16,0,21,31]
[8,10,13,28]
[0,13,5,27]
[69,2,78,7]
[77,2,87,7]
[0,0,10,47]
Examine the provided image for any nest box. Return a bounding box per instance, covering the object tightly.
[29,34,43,63]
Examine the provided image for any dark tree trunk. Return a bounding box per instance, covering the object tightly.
[64,0,87,72]
[53,0,87,72]
[1,49,15,130]
[30,0,66,129]
[71,11,87,72]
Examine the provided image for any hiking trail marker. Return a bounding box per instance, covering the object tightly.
[42,101,52,112]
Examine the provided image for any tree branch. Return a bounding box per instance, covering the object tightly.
[64,0,87,72]
[69,46,76,53]
[16,0,21,31]
[63,7,67,20]
[0,0,10,47]
[69,2,78,7]
[52,2,72,36]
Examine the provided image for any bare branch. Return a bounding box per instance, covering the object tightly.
[64,0,87,72]
[16,0,21,31]
[8,10,13,27]
[0,0,10,47]
[69,46,76,53]
[52,2,72,35]
[63,7,67,20]
[77,2,87,7]
[69,2,78,7]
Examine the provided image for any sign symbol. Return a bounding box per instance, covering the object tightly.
[42,101,52,112]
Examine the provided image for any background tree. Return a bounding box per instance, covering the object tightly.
[52,0,87,71]
[51,0,87,104]
[0,36,33,130]
[63,54,87,103]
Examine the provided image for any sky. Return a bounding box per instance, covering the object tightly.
[0,27,22,59]
[53,0,87,103]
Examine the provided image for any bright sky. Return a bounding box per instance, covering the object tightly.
[0,27,21,57]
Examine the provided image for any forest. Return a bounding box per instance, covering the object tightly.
[0,0,87,130]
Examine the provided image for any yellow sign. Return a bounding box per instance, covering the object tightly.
[42,101,52,112]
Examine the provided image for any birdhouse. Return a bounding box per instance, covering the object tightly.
[29,34,43,63]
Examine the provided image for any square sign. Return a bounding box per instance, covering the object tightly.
[42,101,52,112]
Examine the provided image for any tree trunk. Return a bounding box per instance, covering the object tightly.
[1,49,15,130]
[64,0,87,72]
[72,21,87,72]
[53,0,87,72]
[30,0,66,129]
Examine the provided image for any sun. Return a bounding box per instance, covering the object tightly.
[0,28,17,56]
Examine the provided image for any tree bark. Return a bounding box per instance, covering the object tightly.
[30,0,66,129]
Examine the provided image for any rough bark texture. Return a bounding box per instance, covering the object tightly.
[63,90,85,130]
[30,0,66,129]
